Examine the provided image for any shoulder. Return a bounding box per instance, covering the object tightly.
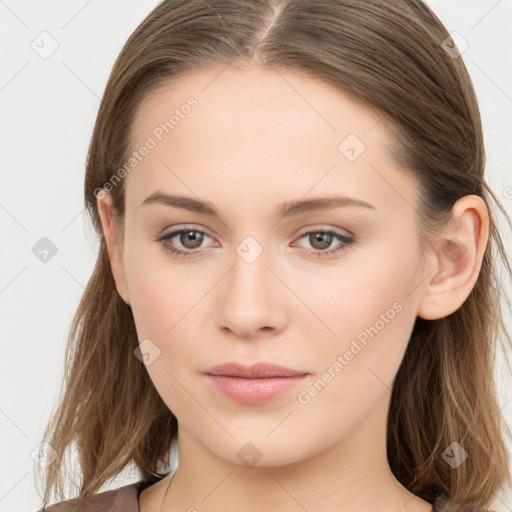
[39,480,142,512]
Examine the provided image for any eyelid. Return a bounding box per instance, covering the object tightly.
[158,224,214,236]
[294,224,354,238]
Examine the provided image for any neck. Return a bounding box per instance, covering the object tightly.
[158,397,432,512]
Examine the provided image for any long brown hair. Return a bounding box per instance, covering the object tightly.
[36,1,512,509]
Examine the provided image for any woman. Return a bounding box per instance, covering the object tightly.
[37,0,512,510]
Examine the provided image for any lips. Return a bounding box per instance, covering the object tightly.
[204,362,309,378]
[203,362,310,405]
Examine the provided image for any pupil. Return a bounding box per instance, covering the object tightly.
[311,232,331,250]
[182,231,202,249]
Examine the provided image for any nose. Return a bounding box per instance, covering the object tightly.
[215,241,288,340]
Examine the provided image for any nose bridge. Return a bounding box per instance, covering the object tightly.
[230,234,272,306]
[216,234,285,336]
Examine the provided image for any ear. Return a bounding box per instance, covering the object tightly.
[417,195,489,320]
[96,190,131,306]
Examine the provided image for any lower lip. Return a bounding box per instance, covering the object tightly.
[205,374,308,405]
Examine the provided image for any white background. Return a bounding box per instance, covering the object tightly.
[1,1,511,511]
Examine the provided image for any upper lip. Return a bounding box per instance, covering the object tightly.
[204,362,309,378]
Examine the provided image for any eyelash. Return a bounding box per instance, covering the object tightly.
[155,225,354,260]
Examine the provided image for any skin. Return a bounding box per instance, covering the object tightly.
[97,63,489,512]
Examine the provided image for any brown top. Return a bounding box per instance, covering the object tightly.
[40,476,488,512]
[39,477,157,512]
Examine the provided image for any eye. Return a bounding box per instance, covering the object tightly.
[155,226,354,259]
[156,226,216,258]
[292,229,354,259]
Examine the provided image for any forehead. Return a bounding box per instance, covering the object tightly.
[124,64,417,219]
[130,64,386,149]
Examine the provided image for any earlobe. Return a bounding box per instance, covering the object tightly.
[96,191,131,306]
[417,195,489,320]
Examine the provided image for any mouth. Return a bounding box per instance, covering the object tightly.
[203,362,310,405]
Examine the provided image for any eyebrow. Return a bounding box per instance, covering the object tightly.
[140,190,376,219]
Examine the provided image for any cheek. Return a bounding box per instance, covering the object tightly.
[294,245,420,398]
[123,241,224,398]
[292,242,418,343]
[123,230,205,335]
[292,281,415,444]
[124,249,209,412]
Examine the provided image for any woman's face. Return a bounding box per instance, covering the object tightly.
[103,64,430,467]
